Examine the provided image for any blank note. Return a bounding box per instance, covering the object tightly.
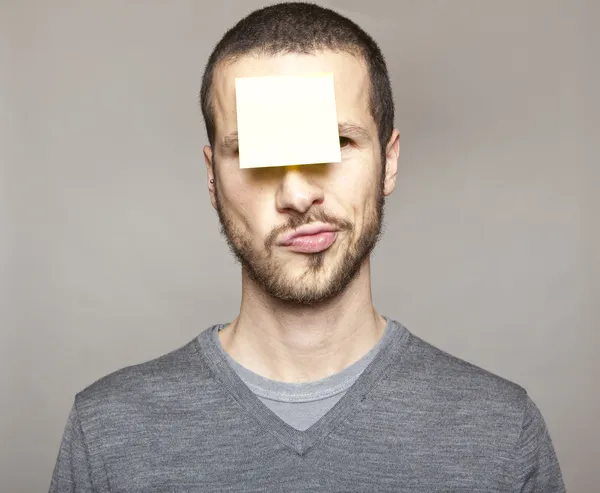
[235,73,342,169]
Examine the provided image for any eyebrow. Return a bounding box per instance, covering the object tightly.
[219,122,371,150]
[337,122,371,141]
[221,131,239,150]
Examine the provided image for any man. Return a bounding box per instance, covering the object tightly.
[49,2,566,492]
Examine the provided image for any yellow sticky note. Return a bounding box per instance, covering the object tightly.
[235,73,341,169]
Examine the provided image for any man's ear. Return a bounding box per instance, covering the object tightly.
[203,145,218,210]
[383,129,400,196]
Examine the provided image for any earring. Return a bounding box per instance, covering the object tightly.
[210,179,214,183]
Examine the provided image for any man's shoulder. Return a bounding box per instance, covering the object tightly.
[399,328,528,406]
[74,331,210,412]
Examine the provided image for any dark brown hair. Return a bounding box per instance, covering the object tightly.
[199,2,394,161]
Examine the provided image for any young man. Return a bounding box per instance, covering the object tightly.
[50,3,566,492]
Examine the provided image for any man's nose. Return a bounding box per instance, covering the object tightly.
[274,165,325,214]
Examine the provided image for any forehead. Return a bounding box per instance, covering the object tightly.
[211,50,373,144]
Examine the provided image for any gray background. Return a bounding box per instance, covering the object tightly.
[1,1,598,491]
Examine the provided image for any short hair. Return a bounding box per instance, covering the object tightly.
[199,2,394,161]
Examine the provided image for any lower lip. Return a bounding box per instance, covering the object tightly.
[282,231,338,253]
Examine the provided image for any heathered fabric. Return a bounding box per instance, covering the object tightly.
[211,317,396,431]
[49,318,566,492]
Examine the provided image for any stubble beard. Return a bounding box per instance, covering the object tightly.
[214,173,386,306]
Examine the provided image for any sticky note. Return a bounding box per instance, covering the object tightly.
[234,73,341,169]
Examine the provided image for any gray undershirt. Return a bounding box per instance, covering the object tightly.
[212,316,396,431]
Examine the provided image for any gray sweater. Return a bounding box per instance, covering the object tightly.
[49,318,566,492]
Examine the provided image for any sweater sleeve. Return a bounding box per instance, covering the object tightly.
[514,394,566,492]
[49,403,95,493]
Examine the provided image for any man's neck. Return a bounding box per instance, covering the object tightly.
[218,262,387,383]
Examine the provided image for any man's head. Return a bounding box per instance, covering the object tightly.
[200,2,399,305]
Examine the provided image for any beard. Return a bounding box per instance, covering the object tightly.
[214,170,386,306]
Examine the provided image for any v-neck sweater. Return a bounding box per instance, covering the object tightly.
[211,316,397,431]
[49,317,566,492]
